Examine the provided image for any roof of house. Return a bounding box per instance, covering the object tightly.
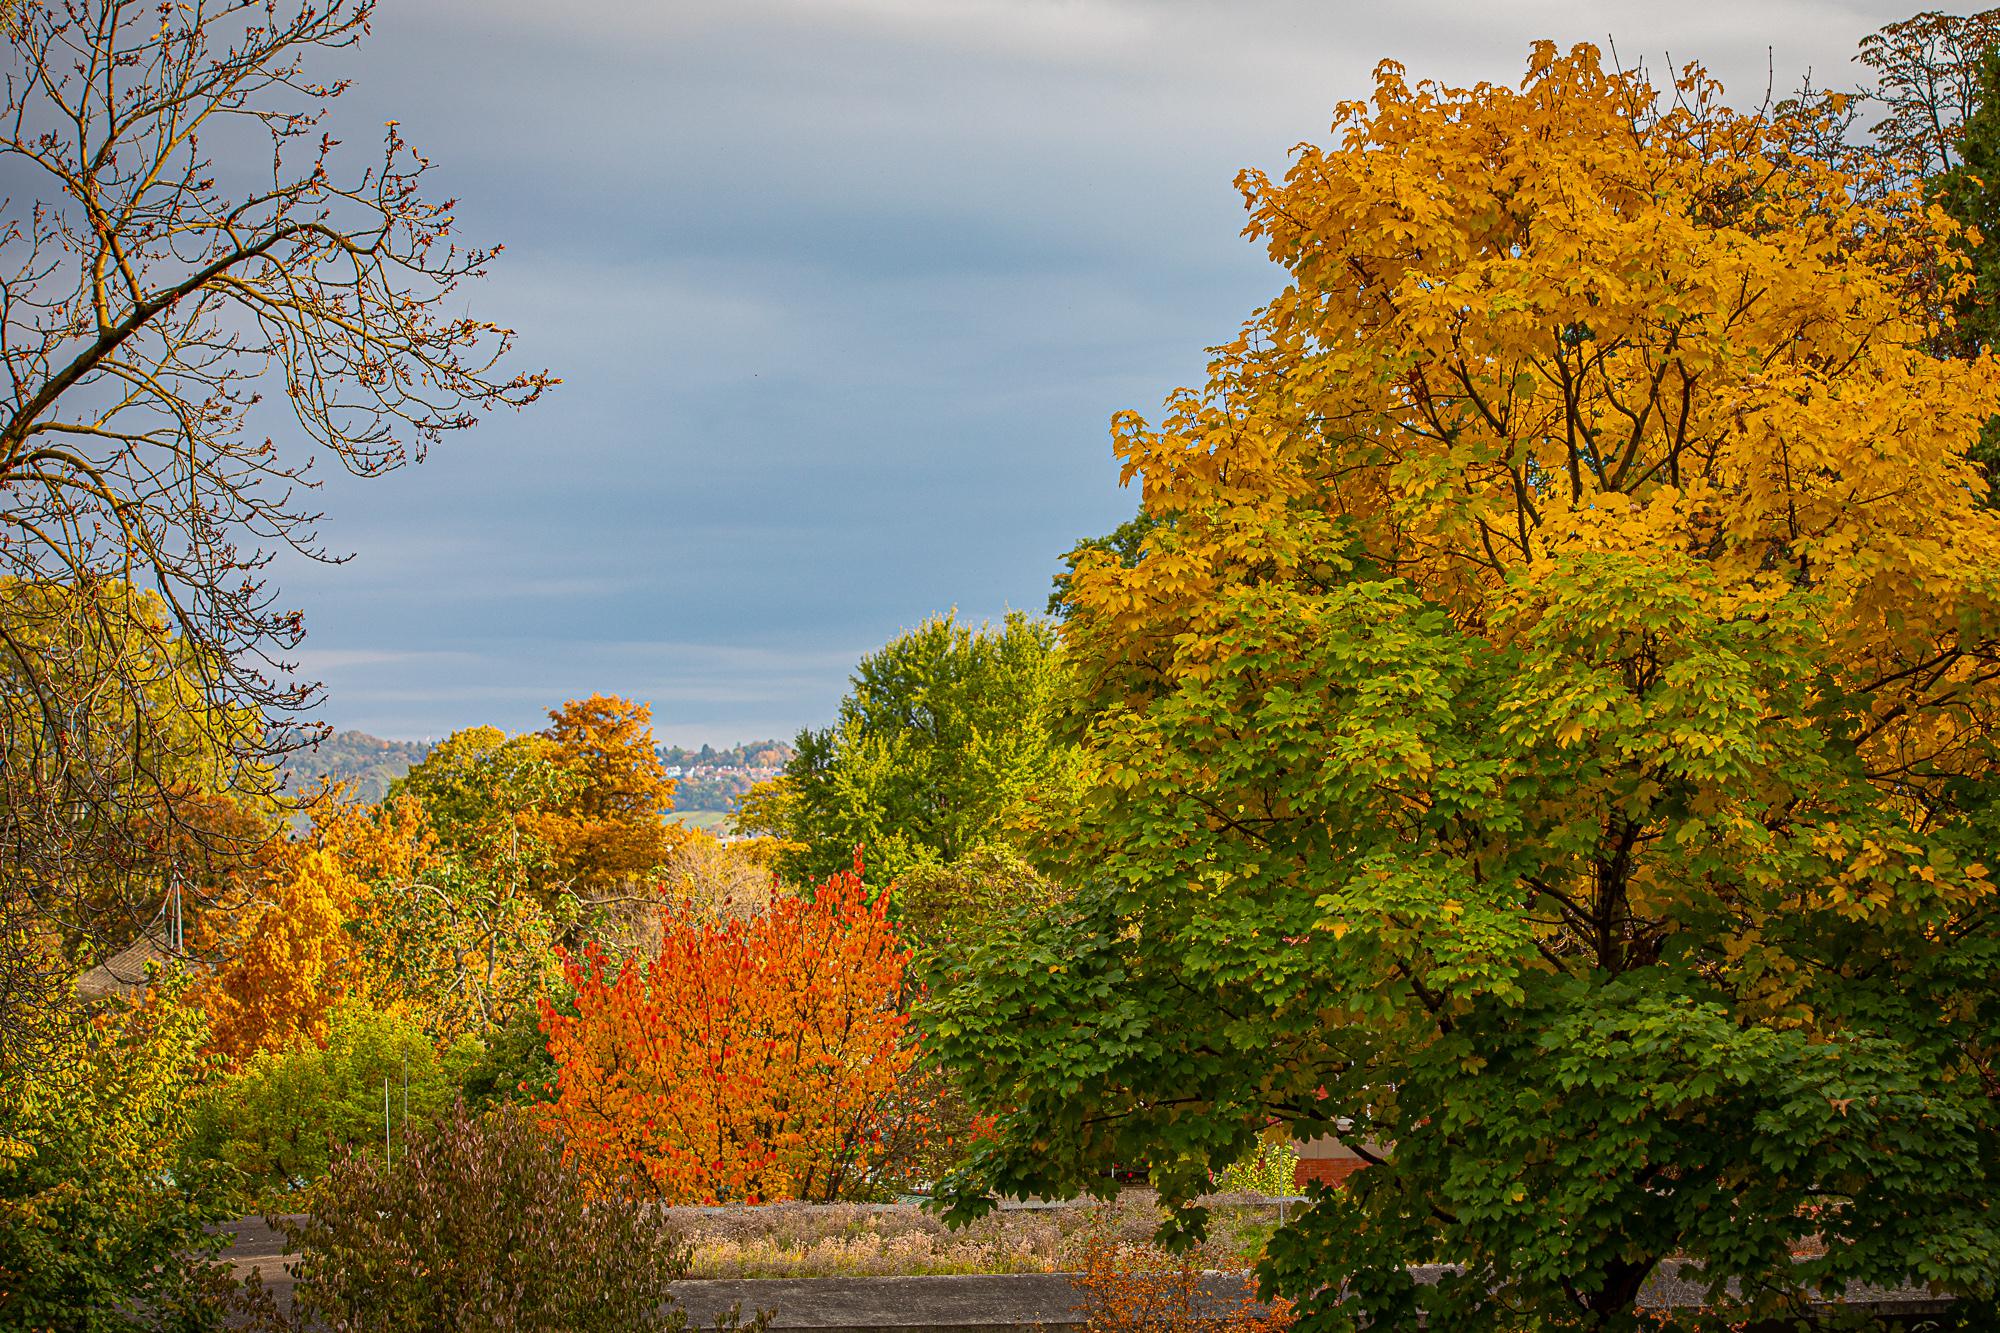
[74,933,177,1003]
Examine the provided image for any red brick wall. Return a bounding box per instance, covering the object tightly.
[1294,1155,1367,1190]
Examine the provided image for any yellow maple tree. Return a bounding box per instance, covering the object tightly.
[937,43,2000,1327]
[201,846,367,1063]
[1081,42,2000,797]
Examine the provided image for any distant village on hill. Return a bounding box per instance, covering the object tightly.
[656,739,792,812]
[284,729,792,814]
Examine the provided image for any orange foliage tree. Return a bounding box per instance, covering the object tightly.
[529,694,683,897]
[200,787,446,1059]
[201,846,367,1063]
[540,861,922,1203]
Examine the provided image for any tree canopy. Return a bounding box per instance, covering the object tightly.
[752,612,1073,887]
[1860,6,2000,179]
[931,44,2000,1330]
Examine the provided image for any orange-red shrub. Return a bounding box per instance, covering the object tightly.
[541,860,921,1202]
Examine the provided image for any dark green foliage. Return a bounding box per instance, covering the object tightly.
[1930,51,2000,496]
[929,554,2000,1330]
[1930,51,2000,353]
[458,1001,561,1112]
[279,1102,756,1333]
[893,845,1066,962]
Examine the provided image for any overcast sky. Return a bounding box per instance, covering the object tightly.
[279,0,1929,746]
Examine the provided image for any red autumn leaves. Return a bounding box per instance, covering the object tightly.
[540,860,923,1203]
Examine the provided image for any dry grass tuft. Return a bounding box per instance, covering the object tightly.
[672,1191,1289,1279]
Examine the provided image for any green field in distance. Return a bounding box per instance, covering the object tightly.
[666,809,733,834]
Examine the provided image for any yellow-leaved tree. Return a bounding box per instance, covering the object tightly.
[932,44,2000,1330]
[202,847,368,1063]
[531,694,684,899]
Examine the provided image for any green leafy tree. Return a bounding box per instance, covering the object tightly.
[760,613,1074,887]
[391,726,579,891]
[930,46,2000,1331]
[457,997,564,1112]
[0,976,235,1331]
[191,1002,480,1200]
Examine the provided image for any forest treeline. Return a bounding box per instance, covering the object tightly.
[283,733,794,811]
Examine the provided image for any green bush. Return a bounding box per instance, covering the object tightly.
[192,1002,479,1200]
[279,1102,760,1333]
[0,980,236,1332]
[457,998,559,1112]
[1215,1136,1299,1198]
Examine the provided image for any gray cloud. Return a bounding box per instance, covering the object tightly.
[271,0,1927,747]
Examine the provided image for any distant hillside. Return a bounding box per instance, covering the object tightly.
[282,729,431,804]
[278,730,792,814]
[660,739,793,812]
[659,740,792,771]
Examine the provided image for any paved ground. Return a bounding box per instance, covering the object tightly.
[216,1217,296,1311]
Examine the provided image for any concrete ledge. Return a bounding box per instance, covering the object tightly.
[669,1273,1092,1331]
[669,1269,1959,1331]
[667,1272,1262,1331]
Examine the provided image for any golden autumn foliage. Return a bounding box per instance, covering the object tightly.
[541,861,921,1203]
[531,694,684,896]
[301,787,440,888]
[201,847,368,1063]
[1068,43,2000,953]
[1083,43,2000,759]
[196,693,691,1059]
[196,789,447,1061]
[935,44,2000,1327]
